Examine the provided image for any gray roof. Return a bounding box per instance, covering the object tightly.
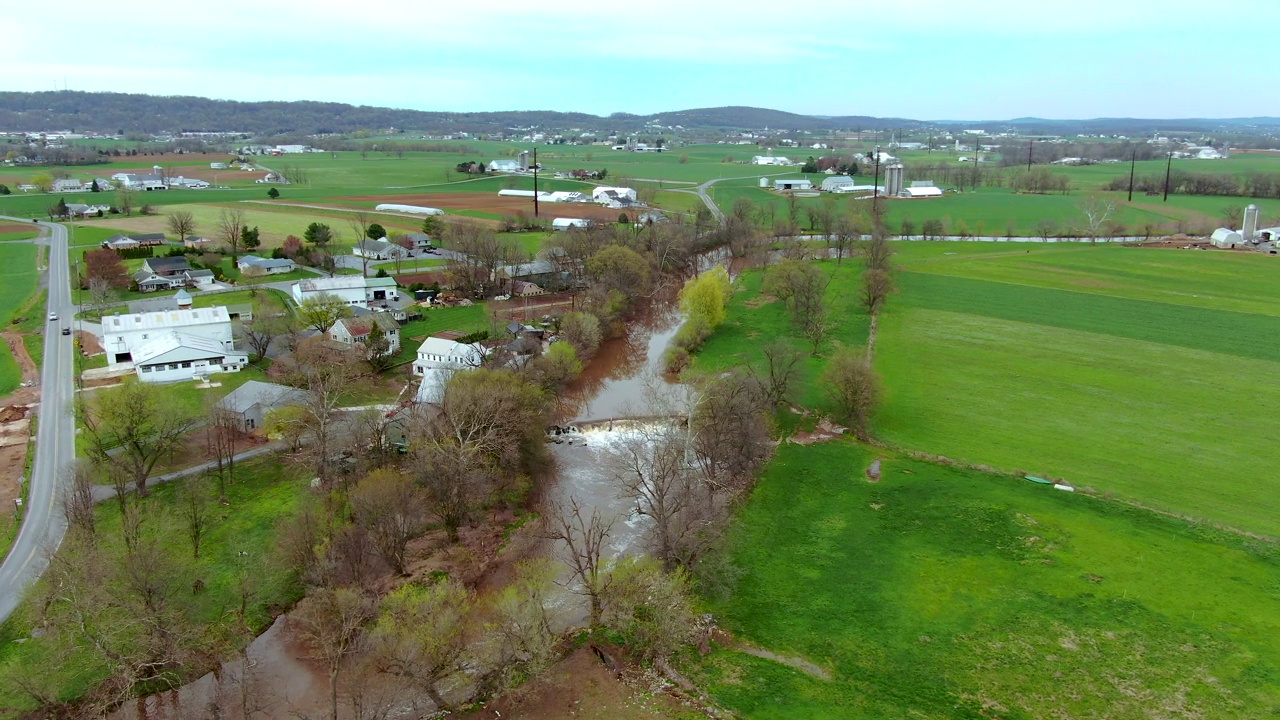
[216,380,307,415]
[145,256,191,272]
[239,254,295,270]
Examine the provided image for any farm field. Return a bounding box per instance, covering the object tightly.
[693,242,1280,536]
[0,243,40,395]
[687,441,1280,720]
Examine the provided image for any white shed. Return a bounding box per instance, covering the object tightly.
[774,178,813,191]
[1210,228,1244,248]
[551,218,592,231]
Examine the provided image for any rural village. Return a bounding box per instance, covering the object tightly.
[0,64,1279,720]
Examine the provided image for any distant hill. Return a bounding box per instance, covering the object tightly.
[0,91,1276,137]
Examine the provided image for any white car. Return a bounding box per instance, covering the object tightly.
[48,312,57,322]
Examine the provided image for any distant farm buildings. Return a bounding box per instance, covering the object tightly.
[374,203,444,216]
[774,178,813,191]
[753,155,794,166]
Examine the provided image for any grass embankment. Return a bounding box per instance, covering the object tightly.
[694,243,1280,536]
[0,243,39,395]
[688,441,1280,719]
[0,454,309,714]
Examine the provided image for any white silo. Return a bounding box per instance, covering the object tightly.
[1243,204,1259,242]
[759,177,769,188]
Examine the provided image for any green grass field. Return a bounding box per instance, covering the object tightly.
[692,242,1280,536]
[0,243,40,395]
[393,303,489,365]
[687,441,1280,720]
[0,454,309,714]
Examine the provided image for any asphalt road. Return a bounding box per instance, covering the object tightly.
[0,219,75,622]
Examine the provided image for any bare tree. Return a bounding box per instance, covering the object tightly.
[1077,194,1117,243]
[116,186,136,216]
[751,340,803,408]
[830,214,858,265]
[822,348,881,440]
[241,313,284,363]
[60,460,98,541]
[542,496,615,627]
[611,423,720,571]
[218,207,247,260]
[862,233,894,272]
[860,267,893,317]
[79,381,199,497]
[350,211,374,276]
[179,473,212,558]
[690,372,773,497]
[289,337,362,484]
[206,401,240,502]
[349,468,427,575]
[293,587,376,720]
[166,210,196,243]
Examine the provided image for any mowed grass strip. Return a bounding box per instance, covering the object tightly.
[896,270,1280,362]
[875,307,1280,535]
[689,441,1280,720]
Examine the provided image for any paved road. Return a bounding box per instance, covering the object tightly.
[0,219,75,622]
[671,172,794,225]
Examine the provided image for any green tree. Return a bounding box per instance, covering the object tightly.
[822,348,880,440]
[370,580,473,710]
[267,187,280,199]
[367,222,387,240]
[240,225,261,251]
[0,184,10,195]
[421,215,442,236]
[31,172,54,193]
[678,266,731,329]
[304,222,333,246]
[298,292,352,333]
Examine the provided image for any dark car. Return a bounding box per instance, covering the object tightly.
[61,327,70,336]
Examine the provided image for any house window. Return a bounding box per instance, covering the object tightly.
[141,366,152,373]
[141,334,148,340]
[181,362,192,368]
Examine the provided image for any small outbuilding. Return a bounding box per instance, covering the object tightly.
[1210,228,1244,248]
[774,178,813,191]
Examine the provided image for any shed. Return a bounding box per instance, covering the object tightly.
[774,178,814,191]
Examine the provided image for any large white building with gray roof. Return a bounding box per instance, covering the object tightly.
[102,306,234,368]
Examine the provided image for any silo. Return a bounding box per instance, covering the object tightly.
[759,177,769,188]
[885,162,905,196]
[1243,204,1259,242]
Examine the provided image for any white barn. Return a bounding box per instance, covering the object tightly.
[898,186,944,199]
[132,332,248,383]
[820,176,856,192]
[774,178,813,191]
[102,307,235,368]
[1211,228,1244,248]
[292,276,400,309]
[752,156,793,166]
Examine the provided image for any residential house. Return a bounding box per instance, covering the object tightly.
[592,186,637,204]
[330,312,401,356]
[353,238,410,260]
[132,269,183,293]
[104,235,141,250]
[184,236,214,250]
[292,275,400,310]
[635,210,668,226]
[412,331,487,402]
[141,256,191,277]
[132,233,167,247]
[102,306,235,367]
[237,254,296,275]
[403,232,434,250]
[215,380,309,431]
[132,331,248,383]
[51,178,88,193]
[186,269,217,288]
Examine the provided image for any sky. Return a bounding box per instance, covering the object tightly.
[6,0,1278,121]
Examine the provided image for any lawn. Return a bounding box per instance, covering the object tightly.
[0,454,309,713]
[692,243,1280,536]
[0,243,39,395]
[190,287,292,315]
[393,303,489,365]
[687,441,1280,720]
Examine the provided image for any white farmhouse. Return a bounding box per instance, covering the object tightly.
[292,276,400,309]
[330,313,401,356]
[412,332,487,403]
[591,186,637,203]
[353,238,410,260]
[132,332,248,383]
[488,159,521,173]
[102,306,235,368]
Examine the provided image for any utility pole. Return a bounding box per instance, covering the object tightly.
[1027,139,1034,171]
[872,146,881,211]
[532,148,539,218]
[1162,151,1173,203]
[1127,149,1137,202]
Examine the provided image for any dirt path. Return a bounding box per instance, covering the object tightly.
[0,333,39,509]
[1,332,38,386]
